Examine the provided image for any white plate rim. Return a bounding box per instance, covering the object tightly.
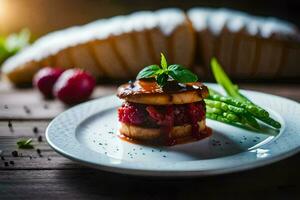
[46,83,300,177]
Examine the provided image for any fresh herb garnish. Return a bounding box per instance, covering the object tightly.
[17,138,34,149]
[137,53,198,86]
[0,29,31,66]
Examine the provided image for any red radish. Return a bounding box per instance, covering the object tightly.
[33,67,64,98]
[53,69,96,105]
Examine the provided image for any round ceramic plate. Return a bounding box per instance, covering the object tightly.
[46,83,300,177]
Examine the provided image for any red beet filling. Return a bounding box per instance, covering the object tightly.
[118,101,206,128]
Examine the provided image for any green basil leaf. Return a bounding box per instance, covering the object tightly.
[160,53,168,70]
[136,65,160,79]
[156,73,168,86]
[168,64,198,83]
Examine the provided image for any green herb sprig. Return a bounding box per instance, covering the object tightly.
[17,138,34,149]
[137,53,198,86]
[0,28,31,66]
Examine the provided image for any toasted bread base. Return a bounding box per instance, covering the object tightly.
[119,120,206,141]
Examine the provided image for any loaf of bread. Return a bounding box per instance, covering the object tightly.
[188,8,300,79]
[1,8,195,85]
[2,8,300,85]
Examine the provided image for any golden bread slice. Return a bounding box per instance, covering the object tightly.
[172,19,196,67]
[148,9,189,64]
[122,91,206,105]
[120,120,206,141]
[117,80,208,105]
[90,39,131,79]
[4,61,40,85]
[69,43,104,78]
[53,48,73,68]
[235,32,257,77]
[187,8,216,76]
[281,42,300,77]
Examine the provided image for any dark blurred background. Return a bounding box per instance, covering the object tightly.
[0,0,299,38]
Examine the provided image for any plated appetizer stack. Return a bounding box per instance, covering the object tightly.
[117,54,211,145]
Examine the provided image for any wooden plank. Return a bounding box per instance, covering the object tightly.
[0,164,299,199]
[0,120,83,169]
[0,83,116,120]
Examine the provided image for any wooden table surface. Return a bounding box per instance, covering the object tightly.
[0,81,299,199]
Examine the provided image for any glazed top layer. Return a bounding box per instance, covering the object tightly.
[117,79,208,98]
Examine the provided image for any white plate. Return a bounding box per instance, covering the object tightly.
[46,83,300,177]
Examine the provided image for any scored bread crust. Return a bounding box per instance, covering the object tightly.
[120,120,206,141]
[2,8,194,85]
[2,8,300,85]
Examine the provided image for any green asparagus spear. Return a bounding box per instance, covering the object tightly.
[206,113,257,131]
[206,106,223,114]
[254,115,281,129]
[206,105,239,121]
[208,89,269,118]
[205,99,246,115]
[211,58,248,101]
[241,115,261,130]
[209,58,281,129]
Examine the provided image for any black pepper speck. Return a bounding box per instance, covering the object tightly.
[9,161,14,165]
[12,151,18,157]
[38,135,43,142]
[36,149,41,155]
[4,162,9,167]
[1,156,4,160]
[33,127,39,134]
[8,120,13,132]
[23,105,31,114]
